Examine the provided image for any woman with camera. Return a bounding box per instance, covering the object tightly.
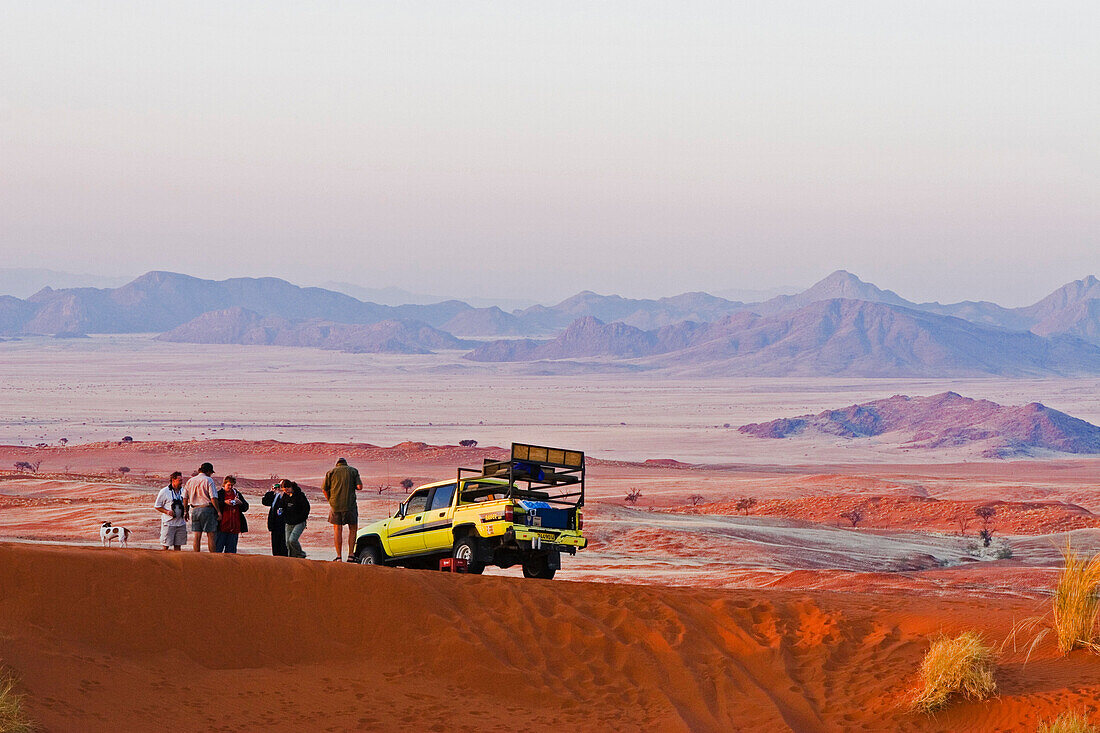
[279,479,310,559]
[261,482,288,556]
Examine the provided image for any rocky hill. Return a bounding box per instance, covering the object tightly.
[738,391,1100,457]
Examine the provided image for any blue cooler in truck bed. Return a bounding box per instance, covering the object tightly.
[518,500,571,529]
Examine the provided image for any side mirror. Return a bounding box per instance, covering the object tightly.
[396,502,406,519]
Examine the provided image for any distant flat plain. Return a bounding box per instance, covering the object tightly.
[2,335,1099,462]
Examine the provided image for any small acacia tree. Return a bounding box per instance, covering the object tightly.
[689,494,705,507]
[841,508,865,528]
[735,497,757,515]
[400,478,414,491]
[975,506,996,547]
[954,509,973,536]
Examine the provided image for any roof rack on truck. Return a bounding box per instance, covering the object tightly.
[456,442,585,507]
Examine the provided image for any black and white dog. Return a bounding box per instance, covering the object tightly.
[100,522,131,548]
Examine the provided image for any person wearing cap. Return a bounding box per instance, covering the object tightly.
[321,457,362,561]
[183,462,221,552]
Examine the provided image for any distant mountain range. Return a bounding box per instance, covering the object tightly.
[157,307,471,354]
[469,301,1100,377]
[320,281,536,311]
[2,269,1100,373]
[0,268,133,299]
[738,391,1100,458]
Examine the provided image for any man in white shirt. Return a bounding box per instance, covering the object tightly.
[183,462,221,552]
[154,471,188,550]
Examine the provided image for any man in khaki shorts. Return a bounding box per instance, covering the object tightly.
[322,457,361,561]
[183,462,221,552]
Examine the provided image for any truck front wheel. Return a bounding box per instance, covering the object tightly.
[452,536,486,575]
[521,555,557,580]
[357,543,385,565]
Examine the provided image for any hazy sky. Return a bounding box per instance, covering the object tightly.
[2,1,1097,306]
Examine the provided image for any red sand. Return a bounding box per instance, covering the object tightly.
[4,542,1100,732]
[674,494,1100,535]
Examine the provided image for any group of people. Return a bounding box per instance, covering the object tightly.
[153,457,364,561]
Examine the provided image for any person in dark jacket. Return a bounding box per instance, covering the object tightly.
[214,475,249,553]
[261,484,288,556]
[279,479,310,559]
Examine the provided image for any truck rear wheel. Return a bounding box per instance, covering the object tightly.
[521,555,557,580]
[357,543,384,565]
[452,536,486,574]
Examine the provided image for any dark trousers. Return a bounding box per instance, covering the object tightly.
[270,526,288,556]
[215,532,239,553]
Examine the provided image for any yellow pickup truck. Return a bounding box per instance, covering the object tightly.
[353,443,587,579]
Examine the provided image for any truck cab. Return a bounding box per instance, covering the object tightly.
[354,443,587,579]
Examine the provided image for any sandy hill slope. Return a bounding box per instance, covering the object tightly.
[3,542,1100,732]
[739,391,1100,457]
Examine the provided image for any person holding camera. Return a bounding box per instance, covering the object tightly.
[279,479,310,559]
[261,482,288,556]
[153,471,187,550]
[214,475,249,553]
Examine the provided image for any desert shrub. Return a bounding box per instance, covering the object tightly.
[910,631,996,713]
[1052,544,1100,654]
[12,461,40,474]
[735,497,757,514]
[400,478,414,491]
[0,668,35,733]
[458,439,478,447]
[954,509,973,535]
[118,466,130,475]
[979,528,995,547]
[58,438,68,446]
[688,494,705,507]
[995,543,1013,560]
[33,443,47,449]
[841,508,864,528]
[1038,711,1096,733]
[625,488,642,505]
[121,435,133,443]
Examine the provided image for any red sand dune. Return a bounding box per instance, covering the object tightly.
[676,494,1100,535]
[4,543,1100,732]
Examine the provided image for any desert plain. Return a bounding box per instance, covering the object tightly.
[3,337,1100,731]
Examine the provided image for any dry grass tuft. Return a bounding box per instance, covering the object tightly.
[1006,542,1100,662]
[1051,543,1100,654]
[0,668,36,733]
[910,631,996,713]
[1038,711,1097,733]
